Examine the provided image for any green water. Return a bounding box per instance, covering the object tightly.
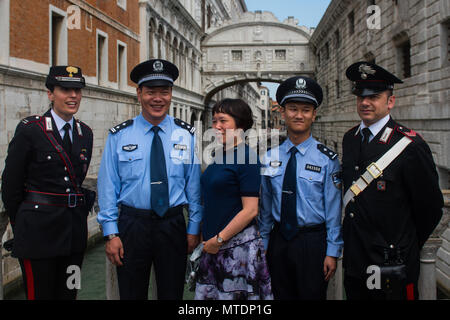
[5,241,195,300]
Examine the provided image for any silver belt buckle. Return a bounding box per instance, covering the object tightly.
[68,193,77,208]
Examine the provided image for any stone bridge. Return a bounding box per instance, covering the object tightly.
[201,11,315,104]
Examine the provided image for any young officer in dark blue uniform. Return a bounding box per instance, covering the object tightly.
[1,66,94,299]
[259,76,343,300]
[342,61,444,300]
[97,59,202,300]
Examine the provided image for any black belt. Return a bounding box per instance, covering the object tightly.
[120,204,184,220]
[25,191,85,208]
[274,222,326,234]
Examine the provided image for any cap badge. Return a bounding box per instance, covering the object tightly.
[358,64,375,80]
[295,78,307,89]
[66,66,78,77]
[153,60,164,72]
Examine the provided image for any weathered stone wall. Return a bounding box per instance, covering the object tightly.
[310,0,450,294]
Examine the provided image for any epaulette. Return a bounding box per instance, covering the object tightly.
[174,118,195,135]
[21,115,42,125]
[317,144,338,160]
[397,126,421,139]
[109,119,133,134]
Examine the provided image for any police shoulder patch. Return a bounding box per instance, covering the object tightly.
[21,115,42,125]
[109,119,133,134]
[174,118,195,135]
[317,144,338,160]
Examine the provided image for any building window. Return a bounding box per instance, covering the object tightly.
[324,42,329,60]
[396,39,411,79]
[50,5,68,66]
[117,0,126,11]
[117,41,126,90]
[97,30,108,85]
[348,11,355,35]
[232,50,242,61]
[335,80,340,99]
[441,19,450,66]
[275,50,286,60]
[335,29,340,48]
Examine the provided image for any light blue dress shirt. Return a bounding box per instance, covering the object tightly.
[51,109,73,142]
[259,135,343,257]
[97,114,203,236]
[358,114,390,143]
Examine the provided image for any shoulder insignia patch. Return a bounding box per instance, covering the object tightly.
[21,115,41,125]
[174,118,195,135]
[397,126,419,138]
[109,119,133,134]
[317,144,338,160]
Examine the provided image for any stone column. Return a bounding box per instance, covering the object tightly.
[326,256,344,300]
[105,258,120,300]
[418,238,442,300]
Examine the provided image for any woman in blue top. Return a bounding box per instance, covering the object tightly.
[195,98,273,300]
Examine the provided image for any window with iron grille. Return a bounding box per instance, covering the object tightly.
[232,50,242,61]
[348,11,355,35]
[275,50,286,60]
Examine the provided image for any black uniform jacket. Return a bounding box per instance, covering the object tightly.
[1,109,93,259]
[342,117,443,283]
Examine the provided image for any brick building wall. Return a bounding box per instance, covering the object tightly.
[9,0,139,87]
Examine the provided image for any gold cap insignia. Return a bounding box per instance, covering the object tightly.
[66,66,79,77]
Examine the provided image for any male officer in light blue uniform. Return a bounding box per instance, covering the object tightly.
[259,76,343,300]
[97,59,202,300]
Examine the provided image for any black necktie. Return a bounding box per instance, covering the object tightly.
[361,127,371,146]
[62,123,72,154]
[280,146,299,241]
[150,126,169,216]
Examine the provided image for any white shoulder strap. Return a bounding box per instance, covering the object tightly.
[343,136,412,209]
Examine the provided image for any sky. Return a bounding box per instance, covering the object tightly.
[244,0,332,100]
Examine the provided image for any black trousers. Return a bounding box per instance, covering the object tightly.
[18,253,84,300]
[117,205,187,300]
[266,223,328,300]
[344,275,418,300]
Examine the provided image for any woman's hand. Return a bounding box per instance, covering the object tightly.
[202,236,222,254]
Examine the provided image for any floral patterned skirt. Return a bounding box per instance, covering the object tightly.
[194,224,273,300]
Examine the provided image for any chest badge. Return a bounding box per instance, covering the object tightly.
[173,144,187,151]
[122,144,138,152]
[377,180,386,191]
[270,161,282,168]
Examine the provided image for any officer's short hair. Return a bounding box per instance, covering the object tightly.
[212,98,254,131]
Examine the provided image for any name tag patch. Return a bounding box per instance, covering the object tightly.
[122,144,138,152]
[305,164,321,173]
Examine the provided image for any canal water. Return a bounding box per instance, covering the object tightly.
[5,241,195,300]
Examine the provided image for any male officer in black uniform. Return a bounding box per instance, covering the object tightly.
[1,66,94,300]
[342,61,443,300]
